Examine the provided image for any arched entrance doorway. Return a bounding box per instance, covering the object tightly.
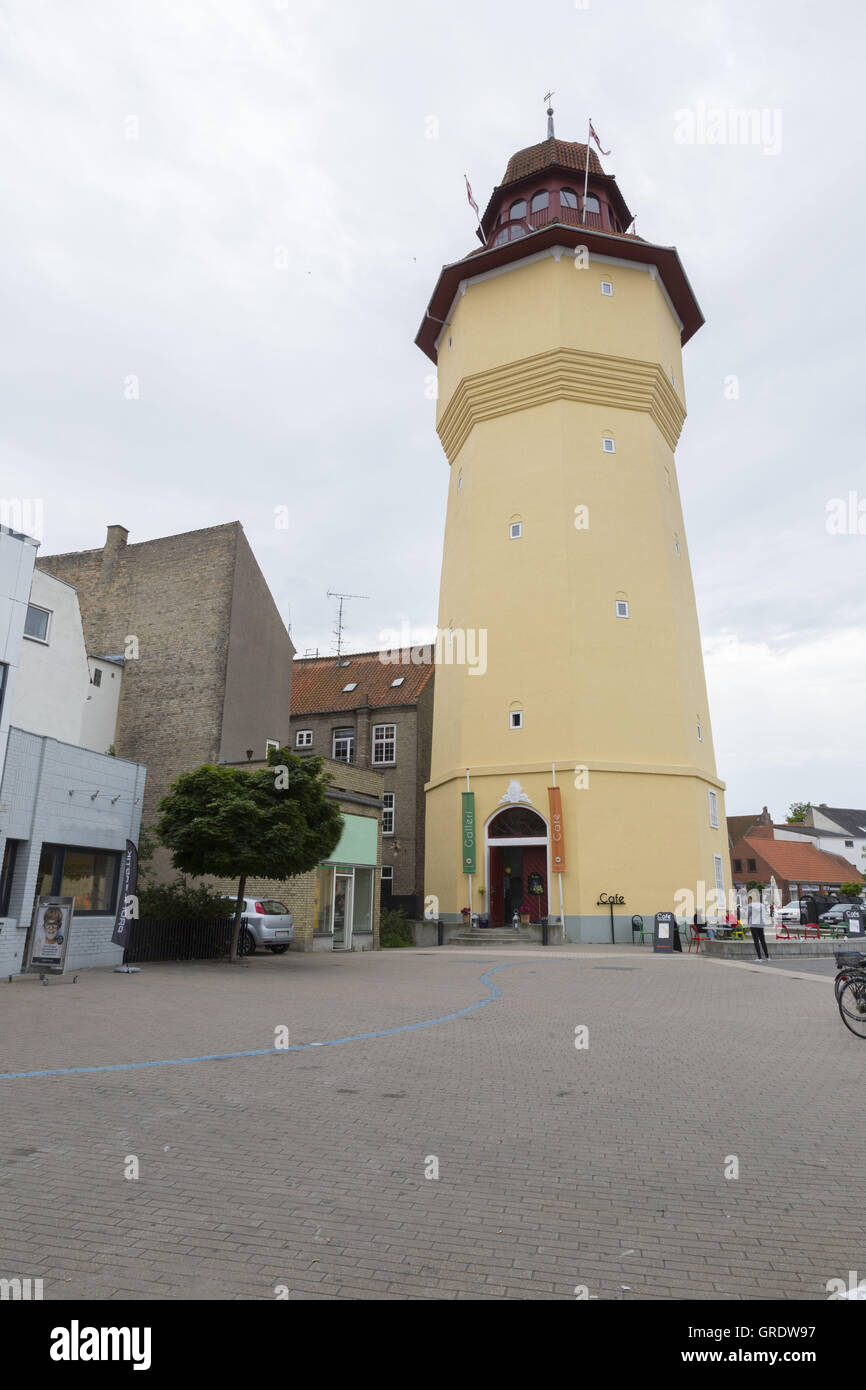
[486,805,549,927]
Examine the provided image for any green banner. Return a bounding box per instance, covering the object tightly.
[461,792,476,874]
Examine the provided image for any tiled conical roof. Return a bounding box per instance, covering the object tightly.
[502,137,603,185]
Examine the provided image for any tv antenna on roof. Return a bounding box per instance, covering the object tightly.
[326,590,369,658]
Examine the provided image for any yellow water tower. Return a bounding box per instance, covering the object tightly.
[415,108,728,941]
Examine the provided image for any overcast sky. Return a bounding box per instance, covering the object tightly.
[2,0,864,818]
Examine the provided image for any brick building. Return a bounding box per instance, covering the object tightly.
[729,819,862,903]
[36,522,293,879]
[289,652,434,918]
[210,756,383,951]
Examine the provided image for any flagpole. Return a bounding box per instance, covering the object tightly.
[552,762,566,937]
[466,769,473,927]
[582,119,591,224]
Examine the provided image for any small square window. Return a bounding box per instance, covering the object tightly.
[24,604,51,642]
[602,438,616,454]
[747,858,757,872]
[510,711,523,729]
[615,600,629,618]
[733,858,742,872]
[265,739,280,756]
[601,280,613,296]
[295,730,313,748]
[342,682,357,692]
[509,522,522,539]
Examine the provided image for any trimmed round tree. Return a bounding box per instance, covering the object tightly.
[154,751,344,961]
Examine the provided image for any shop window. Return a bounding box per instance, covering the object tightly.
[34,845,121,915]
[1,839,20,916]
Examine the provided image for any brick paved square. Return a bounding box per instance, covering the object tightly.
[0,947,862,1301]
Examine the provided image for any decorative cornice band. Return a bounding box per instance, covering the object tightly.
[437,346,687,459]
[426,760,725,793]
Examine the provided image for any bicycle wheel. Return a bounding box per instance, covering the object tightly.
[838,978,866,1039]
[835,971,850,1004]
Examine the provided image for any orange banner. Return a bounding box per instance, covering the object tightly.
[548,787,566,872]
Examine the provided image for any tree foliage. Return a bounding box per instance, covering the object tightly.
[154,751,343,960]
[786,802,811,823]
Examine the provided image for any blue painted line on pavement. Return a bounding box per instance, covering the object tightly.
[0,962,526,1080]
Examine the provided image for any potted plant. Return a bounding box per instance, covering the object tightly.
[519,902,532,926]
[460,907,471,920]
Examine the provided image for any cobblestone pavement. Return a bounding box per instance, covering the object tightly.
[0,946,863,1301]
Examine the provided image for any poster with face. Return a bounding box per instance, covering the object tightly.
[27,897,74,973]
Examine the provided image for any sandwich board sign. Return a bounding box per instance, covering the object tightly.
[26,897,74,975]
[654,911,676,953]
[846,909,863,937]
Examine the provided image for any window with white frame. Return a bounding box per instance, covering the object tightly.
[600,280,613,296]
[332,728,354,761]
[713,854,725,899]
[295,730,313,748]
[372,723,396,764]
[708,790,719,828]
[382,792,395,835]
[602,437,616,453]
[509,521,522,539]
[24,604,51,642]
[510,710,523,729]
[615,600,629,618]
[697,720,703,742]
[265,739,280,756]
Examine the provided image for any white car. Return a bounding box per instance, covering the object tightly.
[776,902,804,924]
[223,897,294,955]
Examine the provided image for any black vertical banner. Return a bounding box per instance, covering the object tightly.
[111,839,139,948]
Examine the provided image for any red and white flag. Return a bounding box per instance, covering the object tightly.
[588,120,610,157]
[464,174,479,219]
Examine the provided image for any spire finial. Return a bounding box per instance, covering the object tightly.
[544,90,555,139]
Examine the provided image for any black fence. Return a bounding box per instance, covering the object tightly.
[123,916,235,964]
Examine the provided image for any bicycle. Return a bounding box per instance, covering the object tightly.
[835,953,866,1038]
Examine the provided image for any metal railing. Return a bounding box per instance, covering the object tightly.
[123,916,235,964]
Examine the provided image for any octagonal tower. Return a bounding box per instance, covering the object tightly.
[416,115,727,941]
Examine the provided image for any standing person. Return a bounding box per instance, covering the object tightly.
[747,894,770,961]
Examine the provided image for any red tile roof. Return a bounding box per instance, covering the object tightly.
[740,834,860,884]
[501,138,603,186]
[290,650,433,715]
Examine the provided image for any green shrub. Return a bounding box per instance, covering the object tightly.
[379,907,414,948]
[137,876,232,922]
